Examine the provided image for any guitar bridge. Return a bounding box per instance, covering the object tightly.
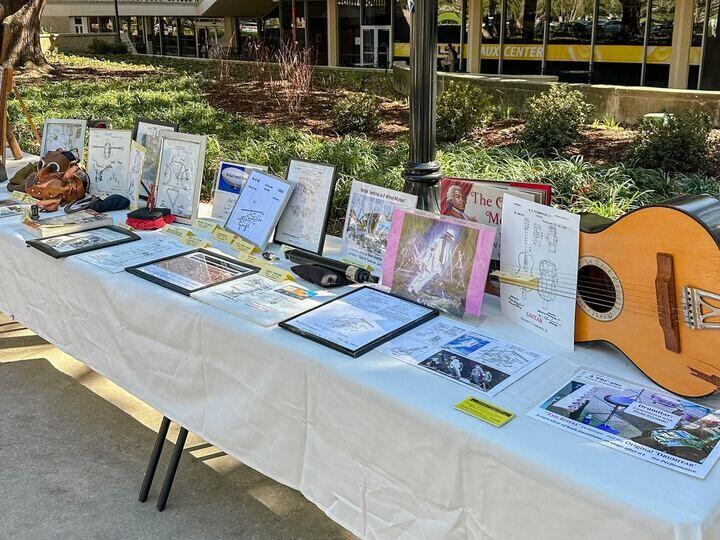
[683,287,720,329]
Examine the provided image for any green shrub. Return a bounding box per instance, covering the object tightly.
[88,38,129,55]
[329,92,382,135]
[436,82,493,142]
[625,111,713,173]
[521,84,593,152]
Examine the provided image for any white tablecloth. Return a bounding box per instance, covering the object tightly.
[2,157,720,540]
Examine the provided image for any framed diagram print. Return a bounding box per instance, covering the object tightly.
[153,131,206,224]
[26,226,140,259]
[86,128,134,198]
[126,249,259,296]
[279,286,439,358]
[40,119,87,161]
[133,118,178,199]
[273,159,337,254]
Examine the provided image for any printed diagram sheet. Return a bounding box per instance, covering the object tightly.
[530,370,720,478]
[378,318,551,396]
[40,228,129,254]
[500,194,580,350]
[155,138,201,220]
[87,129,132,198]
[77,235,187,273]
[192,274,335,327]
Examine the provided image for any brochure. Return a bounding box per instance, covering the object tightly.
[529,370,720,478]
[378,318,551,396]
[192,274,335,327]
[210,162,269,223]
[341,180,417,272]
[500,194,580,350]
[279,287,439,357]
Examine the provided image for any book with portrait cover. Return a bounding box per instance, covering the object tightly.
[381,208,496,320]
[439,178,551,260]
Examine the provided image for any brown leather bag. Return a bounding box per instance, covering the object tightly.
[25,152,89,212]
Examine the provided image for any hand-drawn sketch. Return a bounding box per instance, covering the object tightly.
[533,223,544,246]
[41,119,87,161]
[546,224,558,253]
[126,141,146,209]
[153,133,206,224]
[537,259,559,307]
[87,129,133,198]
[224,170,295,250]
[274,160,336,254]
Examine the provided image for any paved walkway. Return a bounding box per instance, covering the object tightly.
[0,313,352,539]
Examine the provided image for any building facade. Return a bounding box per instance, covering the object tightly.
[41,0,719,89]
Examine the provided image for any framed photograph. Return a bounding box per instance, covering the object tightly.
[126,249,259,296]
[279,286,439,358]
[133,118,178,199]
[211,161,269,223]
[224,170,295,250]
[26,225,140,259]
[127,141,146,210]
[40,119,87,161]
[86,128,134,198]
[273,159,337,255]
[153,131,206,224]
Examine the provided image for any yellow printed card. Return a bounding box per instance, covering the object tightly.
[259,266,295,282]
[212,228,236,244]
[180,236,211,249]
[455,397,515,427]
[194,219,219,235]
[163,225,195,239]
[230,235,258,254]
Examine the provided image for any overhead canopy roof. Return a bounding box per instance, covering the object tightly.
[199,0,276,17]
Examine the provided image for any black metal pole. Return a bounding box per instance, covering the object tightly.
[138,416,171,503]
[403,0,441,212]
[156,426,188,512]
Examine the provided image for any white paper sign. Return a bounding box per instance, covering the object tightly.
[500,194,580,350]
[378,318,551,396]
[77,234,187,273]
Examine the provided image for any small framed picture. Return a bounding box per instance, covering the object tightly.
[40,119,88,161]
[86,128,134,198]
[26,225,140,259]
[224,170,296,250]
[153,131,207,225]
[211,161,269,223]
[126,249,259,296]
[273,159,337,255]
[279,286,439,357]
[133,118,178,199]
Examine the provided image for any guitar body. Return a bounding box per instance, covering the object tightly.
[575,195,720,398]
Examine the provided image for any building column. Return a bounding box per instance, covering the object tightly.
[668,0,693,89]
[327,0,339,66]
[467,0,482,73]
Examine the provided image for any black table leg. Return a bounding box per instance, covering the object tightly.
[138,416,171,503]
[156,426,188,512]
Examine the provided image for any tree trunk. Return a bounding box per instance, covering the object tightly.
[1,0,48,68]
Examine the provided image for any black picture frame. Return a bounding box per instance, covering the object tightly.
[26,225,141,259]
[272,158,337,256]
[279,287,440,358]
[125,248,259,296]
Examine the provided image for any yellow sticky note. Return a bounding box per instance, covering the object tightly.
[163,224,194,239]
[181,236,211,249]
[455,397,515,427]
[259,266,295,282]
[230,236,258,254]
[195,219,219,234]
[212,228,236,244]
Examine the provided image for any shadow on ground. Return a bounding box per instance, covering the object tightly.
[0,316,352,539]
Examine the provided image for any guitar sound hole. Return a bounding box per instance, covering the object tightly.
[578,265,616,314]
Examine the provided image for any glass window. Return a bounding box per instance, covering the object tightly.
[179,18,197,57]
[99,16,114,33]
[363,0,392,25]
[307,1,329,65]
[505,0,545,43]
[649,0,674,45]
[549,0,594,44]
[73,17,84,33]
[483,0,502,43]
[339,0,361,66]
[161,17,179,56]
[89,17,100,33]
[596,0,645,44]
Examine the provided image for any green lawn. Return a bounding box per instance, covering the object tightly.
[10,53,719,229]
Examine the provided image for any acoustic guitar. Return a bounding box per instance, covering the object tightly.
[575,195,720,398]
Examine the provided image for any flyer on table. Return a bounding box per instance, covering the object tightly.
[529,370,720,478]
